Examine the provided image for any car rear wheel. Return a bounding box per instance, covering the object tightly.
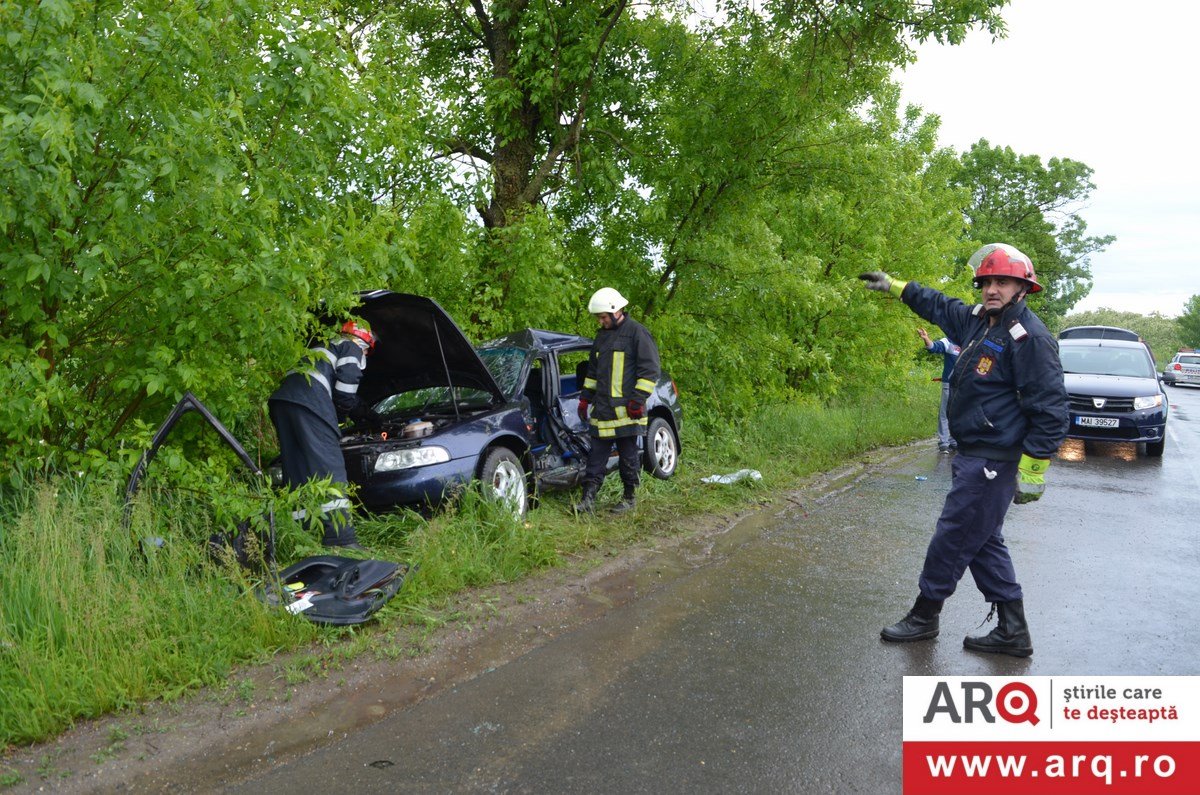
[480,447,528,519]
[643,417,679,480]
[1145,438,1165,457]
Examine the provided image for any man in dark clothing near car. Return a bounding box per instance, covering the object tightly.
[574,287,661,515]
[917,327,961,453]
[859,243,1068,657]
[269,320,380,549]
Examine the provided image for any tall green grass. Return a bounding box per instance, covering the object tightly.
[0,476,315,746]
[0,382,939,747]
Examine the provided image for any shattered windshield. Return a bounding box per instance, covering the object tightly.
[476,346,527,397]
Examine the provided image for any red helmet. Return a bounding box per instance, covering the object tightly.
[969,243,1041,293]
[341,320,377,351]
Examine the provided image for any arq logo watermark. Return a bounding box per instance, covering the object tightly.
[923,680,1039,725]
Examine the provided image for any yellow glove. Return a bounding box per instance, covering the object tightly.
[1014,454,1050,504]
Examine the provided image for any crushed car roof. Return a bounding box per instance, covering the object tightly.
[477,328,592,354]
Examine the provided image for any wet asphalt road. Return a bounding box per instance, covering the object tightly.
[227,385,1200,793]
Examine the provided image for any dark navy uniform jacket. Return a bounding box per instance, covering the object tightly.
[581,315,661,439]
[902,282,1068,461]
[269,337,368,431]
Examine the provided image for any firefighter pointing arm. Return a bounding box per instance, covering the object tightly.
[858,244,1068,657]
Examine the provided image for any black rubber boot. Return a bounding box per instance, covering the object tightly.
[881,595,943,643]
[573,483,599,514]
[963,599,1033,657]
[609,490,637,514]
[609,499,638,516]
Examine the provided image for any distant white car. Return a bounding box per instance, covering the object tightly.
[1162,352,1200,388]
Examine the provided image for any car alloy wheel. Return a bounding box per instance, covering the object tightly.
[644,417,678,480]
[481,446,528,519]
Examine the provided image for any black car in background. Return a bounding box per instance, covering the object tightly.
[1058,337,1167,457]
[337,292,682,517]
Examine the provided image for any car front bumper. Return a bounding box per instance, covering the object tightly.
[1065,410,1166,445]
[352,455,481,512]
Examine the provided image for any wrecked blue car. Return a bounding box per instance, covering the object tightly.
[335,291,682,517]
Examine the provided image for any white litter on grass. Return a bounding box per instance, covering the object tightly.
[701,469,763,485]
[285,592,317,614]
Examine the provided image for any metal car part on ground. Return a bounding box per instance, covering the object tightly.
[124,392,409,625]
[1057,338,1168,457]
[322,292,683,519]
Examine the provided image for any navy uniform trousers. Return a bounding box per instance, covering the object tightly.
[919,454,1023,603]
[583,435,641,493]
[268,400,358,547]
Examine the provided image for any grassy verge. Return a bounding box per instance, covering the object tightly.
[0,381,939,749]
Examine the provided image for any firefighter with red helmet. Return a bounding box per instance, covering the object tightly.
[269,320,380,550]
[573,288,661,515]
[858,243,1068,657]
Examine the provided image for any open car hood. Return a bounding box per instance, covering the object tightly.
[355,291,504,406]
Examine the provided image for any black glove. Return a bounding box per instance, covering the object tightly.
[857,271,892,292]
[626,399,645,419]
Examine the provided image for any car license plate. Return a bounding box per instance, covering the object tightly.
[1077,416,1119,428]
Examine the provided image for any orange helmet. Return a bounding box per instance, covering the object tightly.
[969,243,1041,293]
[341,320,377,351]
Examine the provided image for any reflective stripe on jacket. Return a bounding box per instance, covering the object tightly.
[269,336,368,431]
[581,315,660,439]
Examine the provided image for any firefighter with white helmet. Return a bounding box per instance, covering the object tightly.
[269,319,380,550]
[574,287,661,514]
[858,243,1067,657]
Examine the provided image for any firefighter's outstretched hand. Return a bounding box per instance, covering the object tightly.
[858,271,907,298]
[577,398,590,424]
[858,271,891,292]
[1013,454,1049,504]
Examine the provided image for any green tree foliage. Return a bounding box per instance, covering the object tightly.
[376,0,1008,328]
[1058,308,1183,366]
[4,0,1112,467]
[1176,295,1200,349]
[0,0,422,469]
[954,140,1114,324]
[555,5,994,413]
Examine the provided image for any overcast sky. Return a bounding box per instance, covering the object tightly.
[896,0,1198,318]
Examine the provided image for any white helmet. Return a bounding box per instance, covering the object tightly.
[587,287,628,314]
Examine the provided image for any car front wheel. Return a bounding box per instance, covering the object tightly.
[643,417,679,480]
[480,447,528,519]
[1146,438,1165,457]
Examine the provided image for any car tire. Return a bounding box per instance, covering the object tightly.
[643,417,679,480]
[479,447,528,519]
[1145,438,1165,457]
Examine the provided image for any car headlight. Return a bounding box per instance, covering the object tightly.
[1133,394,1163,410]
[373,446,451,473]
